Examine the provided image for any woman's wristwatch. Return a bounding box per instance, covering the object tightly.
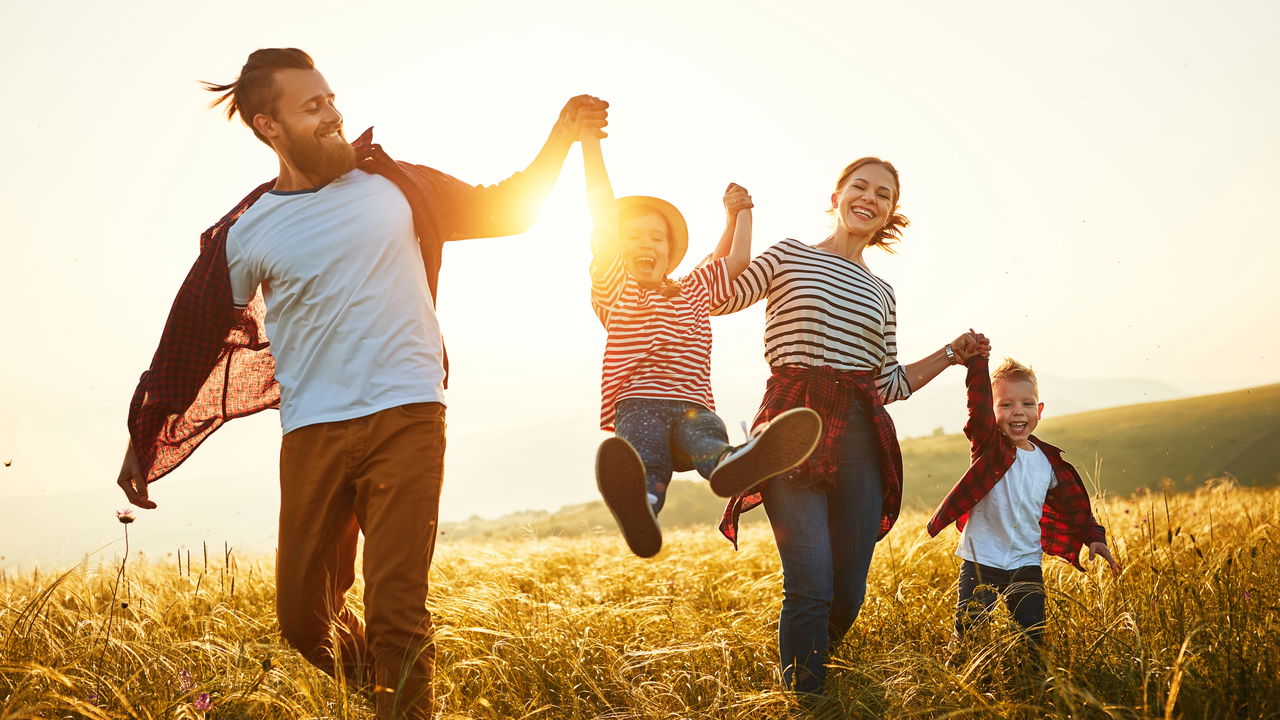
[944,344,957,365]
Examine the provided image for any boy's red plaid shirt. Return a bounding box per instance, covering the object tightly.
[926,356,1106,570]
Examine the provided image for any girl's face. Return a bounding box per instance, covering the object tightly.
[621,212,670,286]
[831,163,897,238]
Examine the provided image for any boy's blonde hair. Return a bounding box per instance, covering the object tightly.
[991,357,1038,398]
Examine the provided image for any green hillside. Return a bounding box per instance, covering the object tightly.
[903,382,1280,504]
[439,383,1280,542]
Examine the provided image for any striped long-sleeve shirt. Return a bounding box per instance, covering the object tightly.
[591,254,732,430]
[713,238,912,403]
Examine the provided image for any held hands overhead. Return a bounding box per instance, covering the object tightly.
[557,95,609,141]
[950,328,992,364]
[723,183,753,216]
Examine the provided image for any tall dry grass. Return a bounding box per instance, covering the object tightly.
[2,479,1277,719]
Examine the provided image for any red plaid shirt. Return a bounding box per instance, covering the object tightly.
[926,356,1107,570]
[719,366,904,548]
[128,129,550,483]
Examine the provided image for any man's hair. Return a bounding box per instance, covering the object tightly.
[203,48,316,145]
[992,357,1039,397]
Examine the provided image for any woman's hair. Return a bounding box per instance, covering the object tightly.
[203,48,316,145]
[831,157,910,253]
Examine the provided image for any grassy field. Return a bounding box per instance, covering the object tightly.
[438,383,1280,543]
[2,479,1278,719]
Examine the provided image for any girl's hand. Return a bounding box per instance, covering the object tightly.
[1088,541,1121,575]
[723,183,753,215]
[555,95,610,141]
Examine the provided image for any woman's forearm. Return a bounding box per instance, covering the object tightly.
[904,346,954,393]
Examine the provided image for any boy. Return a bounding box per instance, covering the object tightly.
[927,350,1120,647]
[581,132,820,558]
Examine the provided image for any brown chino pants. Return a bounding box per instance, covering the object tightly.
[277,402,445,720]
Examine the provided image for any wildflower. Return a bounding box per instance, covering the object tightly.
[180,669,195,692]
[116,509,135,525]
[194,692,212,711]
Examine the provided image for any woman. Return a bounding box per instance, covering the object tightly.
[714,158,989,698]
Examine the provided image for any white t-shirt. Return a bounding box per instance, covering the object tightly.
[956,444,1059,570]
[227,169,445,434]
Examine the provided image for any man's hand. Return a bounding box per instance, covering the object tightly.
[723,183,753,216]
[117,442,157,509]
[1088,541,1121,575]
[554,95,609,141]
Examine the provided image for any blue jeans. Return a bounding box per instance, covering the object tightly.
[761,395,883,695]
[614,398,730,514]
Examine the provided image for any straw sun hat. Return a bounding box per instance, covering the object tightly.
[615,195,689,274]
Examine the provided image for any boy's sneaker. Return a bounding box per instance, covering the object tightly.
[709,407,822,498]
[595,436,662,558]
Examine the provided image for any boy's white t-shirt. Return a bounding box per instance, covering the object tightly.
[226,169,445,434]
[957,444,1059,570]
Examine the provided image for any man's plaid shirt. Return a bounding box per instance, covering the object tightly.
[128,129,548,483]
[720,366,904,548]
[926,355,1107,570]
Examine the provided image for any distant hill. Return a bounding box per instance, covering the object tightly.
[439,383,1280,542]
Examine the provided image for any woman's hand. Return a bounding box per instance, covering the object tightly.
[723,183,753,216]
[950,329,991,363]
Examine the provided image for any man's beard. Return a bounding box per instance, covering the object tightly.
[282,121,357,184]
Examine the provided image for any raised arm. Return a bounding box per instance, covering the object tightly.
[428,95,609,240]
[961,353,1000,454]
[581,134,619,260]
[710,183,754,279]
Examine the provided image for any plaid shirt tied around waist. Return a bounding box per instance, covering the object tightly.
[926,355,1107,570]
[719,366,904,548]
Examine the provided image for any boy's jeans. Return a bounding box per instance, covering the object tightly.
[955,560,1047,646]
[760,395,883,696]
[614,398,730,513]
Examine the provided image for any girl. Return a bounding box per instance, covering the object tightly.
[582,131,820,559]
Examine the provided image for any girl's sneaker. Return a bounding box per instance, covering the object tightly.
[596,436,662,558]
[709,407,822,497]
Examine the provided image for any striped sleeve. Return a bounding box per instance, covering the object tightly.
[874,286,912,403]
[711,245,779,315]
[590,251,626,325]
[687,258,733,309]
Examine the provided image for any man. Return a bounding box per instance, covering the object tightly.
[114,48,607,719]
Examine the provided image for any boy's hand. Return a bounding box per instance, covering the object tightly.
[555,95,610,141]
[951,330,991,363]
[723,183,753,215]
[1087,541,1121,575]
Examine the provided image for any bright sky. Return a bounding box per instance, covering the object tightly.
[2,0,1278,567]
